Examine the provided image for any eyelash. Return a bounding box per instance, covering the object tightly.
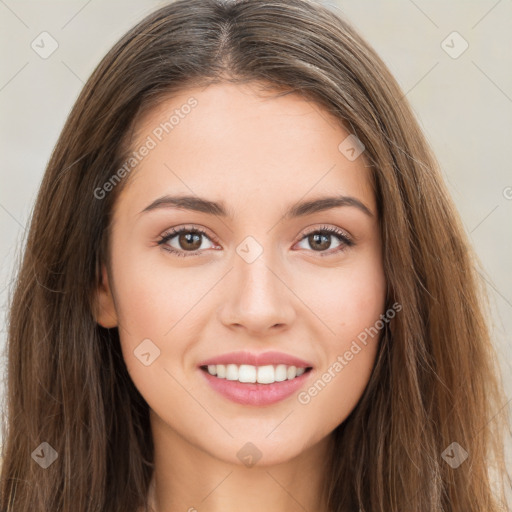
[157,224,354,258]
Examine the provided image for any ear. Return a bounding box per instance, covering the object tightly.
[93,263,118,328]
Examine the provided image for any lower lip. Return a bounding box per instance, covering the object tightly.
[199,368,313,406]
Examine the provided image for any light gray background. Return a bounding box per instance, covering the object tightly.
[1,0,511,476]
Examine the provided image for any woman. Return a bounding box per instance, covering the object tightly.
[1,0,509,510]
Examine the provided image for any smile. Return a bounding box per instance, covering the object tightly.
[201,363,310,384]
[197,350,314,406]
[199,364,313,406]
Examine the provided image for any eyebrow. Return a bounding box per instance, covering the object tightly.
[139,194,374,219]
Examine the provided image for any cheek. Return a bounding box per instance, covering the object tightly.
[295,255,385,423]
[298,304,384,433]
[303,252,386,344]
[107,250,189,387]
[336,270,386,346]
[298,345,379,432]
[112,264,192,420]
[110,247,201,338]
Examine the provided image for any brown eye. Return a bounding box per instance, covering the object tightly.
[158,227,216,257]
[296,226,354,255]
[178,231,203,251]
[307,233,332,251]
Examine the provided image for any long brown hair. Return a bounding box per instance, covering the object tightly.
[1,0,510,510]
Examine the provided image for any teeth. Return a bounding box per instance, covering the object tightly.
[257,365,275,384]
[275,364,287,382]
[239,364,256,383]
[204,363,309,384]
[226,364,239,381]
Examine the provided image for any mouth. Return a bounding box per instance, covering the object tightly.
[197,350,315,406]
[198,363,314,406]
[199,363,313,384]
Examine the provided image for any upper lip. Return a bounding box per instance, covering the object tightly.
[198,350,313,368]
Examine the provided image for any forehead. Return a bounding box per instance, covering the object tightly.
[116,82,375,217]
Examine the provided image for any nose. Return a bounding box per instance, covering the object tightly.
[217,248,296,336]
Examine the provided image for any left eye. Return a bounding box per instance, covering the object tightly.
[295,227,353,254]
[158,228,214,256]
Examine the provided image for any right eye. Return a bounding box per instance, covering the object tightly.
[157,226,219,257]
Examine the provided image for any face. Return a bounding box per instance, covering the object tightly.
[95,82,386,466]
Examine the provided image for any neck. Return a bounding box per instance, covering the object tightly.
[146,410,334,512]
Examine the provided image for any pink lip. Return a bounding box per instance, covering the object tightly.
[199,367,313,406]
[198,350,313,368]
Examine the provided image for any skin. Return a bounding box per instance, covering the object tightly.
[94,82,386,512]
